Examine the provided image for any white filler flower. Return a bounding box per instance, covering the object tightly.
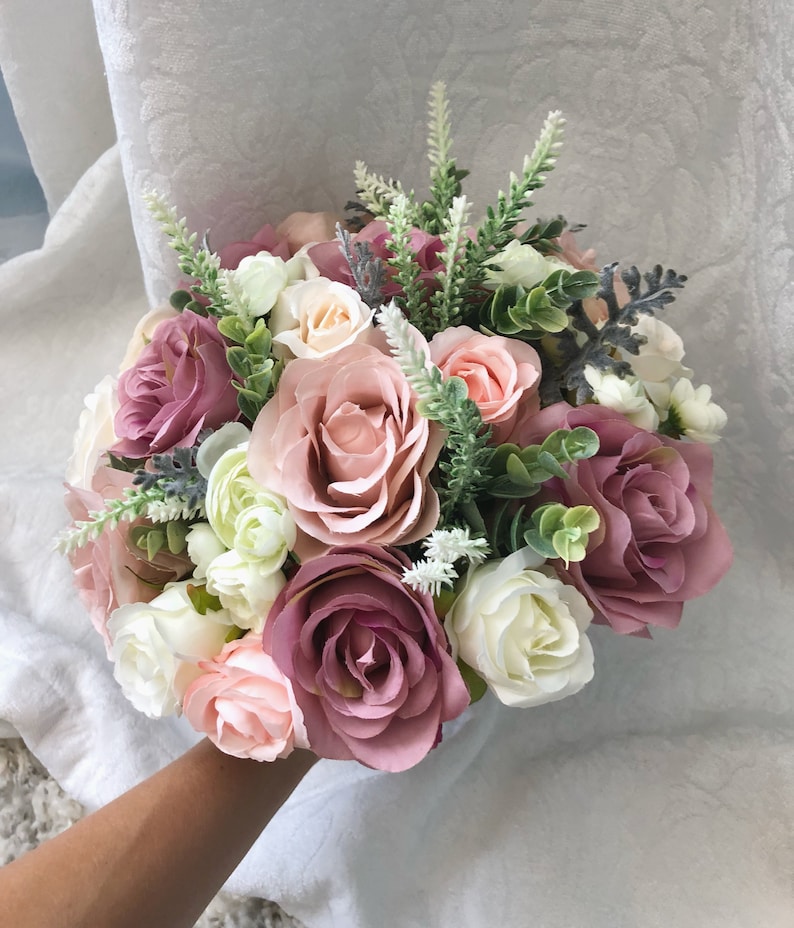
[669,378,728,443]
[232,251,291,316]
[584,365,659,431]
[445,547,594,708]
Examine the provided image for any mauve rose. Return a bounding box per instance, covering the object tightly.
[65,467,192,648]
[429,325,542,444]
[308,220,444,300]
[219,223,291,269]
[248,339,443,558]
[263,544,470,771]
[113,311,240,458]
[219,212,340,270]
[518,403,733,636]
[183,632,309,762]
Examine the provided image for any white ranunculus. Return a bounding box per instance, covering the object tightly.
[484,240,571,290]
[205,549,286,632]
[445,547,595,708]
[185,522,228,578]
[584,365,660,431]
[669,378,728,443]
[107,581,235,718]
[234,498,296,571]
[270,277,374,360]
[205,444,277,549]
[195,422,251,478]
[629,315,692,383]
[65,375,119,489]
[232,251,291,316]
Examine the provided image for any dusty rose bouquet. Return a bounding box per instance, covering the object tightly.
[59,85,732,772]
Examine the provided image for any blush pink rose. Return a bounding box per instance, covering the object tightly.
[219,223,292,269]
[308,220,445,300]
[65,466,192,648]
[429,325,542,444]
[555,230,630,323]
[248,339,444,559]
[183,632,309,762]
[518,403,733,636]
[113,311,240,458]
[263,544,470,772]
[218,212,341,269]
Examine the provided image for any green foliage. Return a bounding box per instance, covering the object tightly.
[486,427,600,499]
[185,583,223,616]
[385,195,432,324]
[353,160,417,221]
[520,503,600,565]
[420,82,470,235]
[133,445,207,510]
[518,216,568,254]
[220,317,278,423]
[129,520,190,561]
[456,657,488,704]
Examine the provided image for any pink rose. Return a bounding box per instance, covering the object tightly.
[219,212,341,270]
[113,311,240,458]
[65,467,192,647]
[429,325,542,444]
[263,544,470,772]
[219,223,292,269]
[518,403,733,636]
[248,339,444,559]
[183,632,309,762]
[308,220,445,300]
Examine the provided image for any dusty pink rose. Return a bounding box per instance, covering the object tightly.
[308,220,445,300]
[65,467,192,648]
[219,223,292,269]
[263,544,470,771]
[113,311,240,458]
[183,632,309,761]
[248,339,443,558]
[219,212,341,270]
[518,403,733,636]
[429,325,542,444]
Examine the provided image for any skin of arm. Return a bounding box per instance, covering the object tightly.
[0,739,317,928]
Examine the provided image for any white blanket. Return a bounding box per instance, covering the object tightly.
[1,1,792,925]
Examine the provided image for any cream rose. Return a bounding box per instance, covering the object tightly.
[270,277,374,360]
[629,315,691,383]
[484,240,571,289]
[445,547,595,708]
[185,522,227,579]
[118,303,180,372]
[107,581,235,718]
[232,251,291,315]
[65,375,119,489]
[205,549,286,631]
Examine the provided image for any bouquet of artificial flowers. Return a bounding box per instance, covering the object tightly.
[59,85,732,772]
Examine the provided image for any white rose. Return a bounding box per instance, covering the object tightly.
[629,315,691,383]
[584,366,659,431]
[205,549,286,631]
[107,581,235,718]
[65,375,119,489]
[232,251,290,316]
[285,243,322,282]
[668,378,727,443]
[118,303,180,372]
[446,547,594,708]
[206,444,276,549]
[270,277,374,360]
[185,522,227,579]
[484,240,571,289]
[234,498,296,571]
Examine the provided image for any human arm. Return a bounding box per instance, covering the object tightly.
[0,739,316,928]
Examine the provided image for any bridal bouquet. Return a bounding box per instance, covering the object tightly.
[59,85,732,772]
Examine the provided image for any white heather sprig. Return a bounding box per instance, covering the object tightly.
[429,194,472,329]
[56,487,203,554]
[403,529,490,596]
[376,301,436,396]
[217,268,255,322]
[423,527,490,565]
[353,160,416,221]
[144,190,225,308]
[426,81,453,169]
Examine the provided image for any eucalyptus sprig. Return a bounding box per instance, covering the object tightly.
[221,317,279,423]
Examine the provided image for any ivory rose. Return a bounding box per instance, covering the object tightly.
[184,633,309,762]
[519,403,733,636]
[429,325,542,444]
[65,375,119,490]
[270,277,374,360]
[263,544,470,771]
[446,547,595,707]
[113,311,240,458]
[248,340,443,558]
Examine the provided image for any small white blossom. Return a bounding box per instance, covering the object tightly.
[402,559,459,596]
[584,366,659,431]
[669,378,727,443]
[422,528,490,565]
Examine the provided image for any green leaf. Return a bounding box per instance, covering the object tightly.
[226,346,252,378]
[536,449,569,479]
[169,289,193,311]
[185,583,223,616]
[444,375,470,404]
[456,657,488,704]
[217,315,252,345]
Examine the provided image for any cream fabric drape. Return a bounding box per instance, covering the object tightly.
[1,1,792,925]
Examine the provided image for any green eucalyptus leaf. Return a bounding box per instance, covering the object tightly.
[226,347,252,378]
[217,315,251,344]
[444,375,470,404]
[186,583,223,616]
[536,449,569,479]
[169,289,193,311]
[456,658,488,704]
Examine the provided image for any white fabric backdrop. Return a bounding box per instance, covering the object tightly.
[1,0,792,925]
